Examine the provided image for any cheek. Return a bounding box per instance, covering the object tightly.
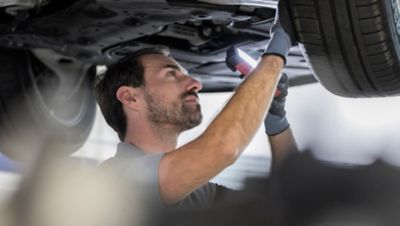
[160,86,182,101]
[146,82,183,104]
[149,90,176,106]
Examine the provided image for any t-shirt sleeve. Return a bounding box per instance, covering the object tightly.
[120,153,164,206]
[178,182,237,208]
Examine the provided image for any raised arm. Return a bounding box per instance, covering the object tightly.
[158,0,296,204]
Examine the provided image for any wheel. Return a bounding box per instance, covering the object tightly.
[0,48,96,162]
[290,0,400,97]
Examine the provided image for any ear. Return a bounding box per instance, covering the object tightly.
[116,86,141,110]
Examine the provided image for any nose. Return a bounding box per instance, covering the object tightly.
[185,75,203,93]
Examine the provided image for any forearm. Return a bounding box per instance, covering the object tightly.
[205,56,283,154]
[269,127,298,169]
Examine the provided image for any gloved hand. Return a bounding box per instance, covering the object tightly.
[263,0,297,63]
[264,73,289,136]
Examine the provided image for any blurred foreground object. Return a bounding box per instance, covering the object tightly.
[156,151,400,226]
[1,143,143,226]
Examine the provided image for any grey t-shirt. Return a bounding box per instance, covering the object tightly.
[104,142,230,208]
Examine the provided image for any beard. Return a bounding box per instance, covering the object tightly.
[144,90,202,132]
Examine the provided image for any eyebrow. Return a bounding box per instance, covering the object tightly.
[163,64,181,70]
[163,64,188,74]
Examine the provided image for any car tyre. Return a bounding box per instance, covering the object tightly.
[290,0,400,97]
[0,48,96,162]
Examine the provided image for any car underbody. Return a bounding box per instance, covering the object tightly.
[0,0,312,91]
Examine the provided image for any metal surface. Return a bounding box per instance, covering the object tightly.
[0,0,47,14]
[0,0,314,93]
[185,45,315,92]
[156,24,210,46]
[97,0,171,11]
[0,0,240,64]
[197,0,277,8]
[31,49,92,126]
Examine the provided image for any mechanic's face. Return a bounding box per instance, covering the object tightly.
[140,54,203,132]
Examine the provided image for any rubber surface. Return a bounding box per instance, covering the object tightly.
[0,48,96,161]
[290,0,400,97]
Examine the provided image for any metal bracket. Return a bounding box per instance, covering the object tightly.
[196,0,277,8]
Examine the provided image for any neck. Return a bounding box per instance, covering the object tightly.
[124,121,180,154]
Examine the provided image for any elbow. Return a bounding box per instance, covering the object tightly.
[198,132,241,167]
[219,143,240,166]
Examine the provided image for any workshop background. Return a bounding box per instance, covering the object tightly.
[1,81,400,203]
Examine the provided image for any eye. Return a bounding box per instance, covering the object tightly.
[167,70,177,77]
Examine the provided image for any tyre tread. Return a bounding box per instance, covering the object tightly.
[291,0,400,96]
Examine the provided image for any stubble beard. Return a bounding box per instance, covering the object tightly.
[144,92,203,132]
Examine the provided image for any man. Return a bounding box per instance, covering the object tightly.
[95,0,297,207]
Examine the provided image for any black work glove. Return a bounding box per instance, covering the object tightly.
[263,0,297,63]
[264,73,289,136]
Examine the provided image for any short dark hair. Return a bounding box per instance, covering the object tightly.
[94,46,170,141]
